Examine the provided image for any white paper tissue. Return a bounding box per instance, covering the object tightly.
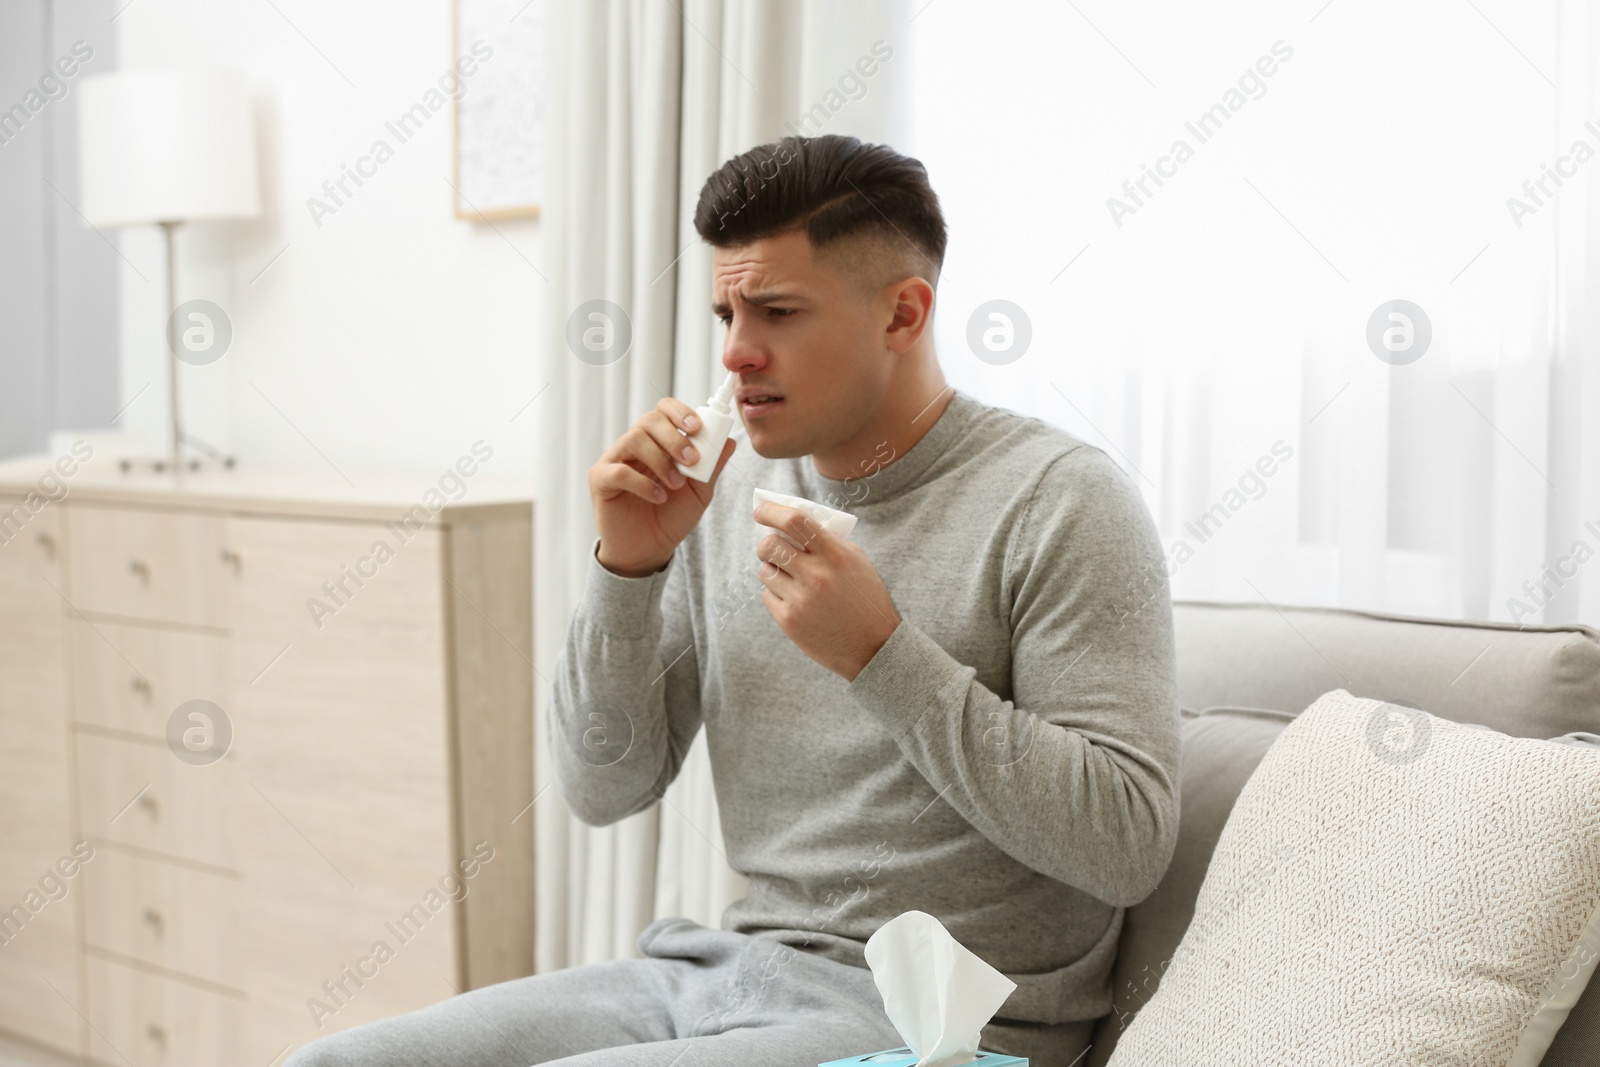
[752,487,858,550]
[864,910,1018,1067]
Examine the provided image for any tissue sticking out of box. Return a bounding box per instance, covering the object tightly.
[864,910,1018,1067]
[752,487,858,550]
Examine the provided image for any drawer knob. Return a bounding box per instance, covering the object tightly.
[145,1022,166,1047]
[219,546,241,571]
[128,558,150,581]
[141,906,164,934]
[130,675,152,697]
[137,793,160,818]
[35,531,55,555]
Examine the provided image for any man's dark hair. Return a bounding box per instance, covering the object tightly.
[692,134,947,294]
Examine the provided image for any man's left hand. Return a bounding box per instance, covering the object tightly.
[753,501,901,682]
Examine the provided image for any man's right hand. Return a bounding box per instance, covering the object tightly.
[589,397,737,577]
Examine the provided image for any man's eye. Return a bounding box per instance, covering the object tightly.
[718,309,792,325]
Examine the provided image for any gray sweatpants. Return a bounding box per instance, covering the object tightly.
[283,917,1094,1067]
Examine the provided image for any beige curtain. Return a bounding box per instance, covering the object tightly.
[533,0,913,971]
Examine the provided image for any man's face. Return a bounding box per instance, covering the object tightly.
[710,229,888,460]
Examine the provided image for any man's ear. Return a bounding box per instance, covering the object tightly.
[882,275,934,354]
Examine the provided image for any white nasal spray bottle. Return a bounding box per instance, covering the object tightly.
[676,371,738,483]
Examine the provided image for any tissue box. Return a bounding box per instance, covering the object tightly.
[819,1050,1026,1067]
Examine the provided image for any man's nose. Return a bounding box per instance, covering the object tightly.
[721,320,768,376]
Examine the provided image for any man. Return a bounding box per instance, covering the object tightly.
[287,134,1179,1067]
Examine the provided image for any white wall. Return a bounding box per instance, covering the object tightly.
[0,0,120,459]
[114,0,542,479]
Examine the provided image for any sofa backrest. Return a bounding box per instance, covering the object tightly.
[1087,601,1600,1067]
[1168,601,1600,738]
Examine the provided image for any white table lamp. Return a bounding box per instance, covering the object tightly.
[78,67,260,471]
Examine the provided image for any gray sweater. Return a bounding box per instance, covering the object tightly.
[551,388,1181,1025]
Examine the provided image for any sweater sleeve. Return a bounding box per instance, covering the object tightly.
[548,536,705,826]
[845,444,1181,907]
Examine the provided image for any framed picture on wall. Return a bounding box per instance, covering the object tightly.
[451,0,544,221]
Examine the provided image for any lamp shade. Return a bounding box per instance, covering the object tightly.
[77,68,260,228]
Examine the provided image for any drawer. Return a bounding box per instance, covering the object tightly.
[71,620,230,738]
[77,733,238,870]
[67,505,229,628]
[83,849,239,990]
[0,501,83,1057]
[0,848,83,1058]
[0,498,65,704]
[86,954,240,1067]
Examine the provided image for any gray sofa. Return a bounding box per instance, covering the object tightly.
[1087,601,1600,1066]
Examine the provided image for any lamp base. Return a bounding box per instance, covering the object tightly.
[116,431,236,475]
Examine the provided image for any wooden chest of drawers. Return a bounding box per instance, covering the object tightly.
[0,454,535,1065]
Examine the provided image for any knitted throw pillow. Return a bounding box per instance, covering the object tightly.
[1107,689,1600,1066]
